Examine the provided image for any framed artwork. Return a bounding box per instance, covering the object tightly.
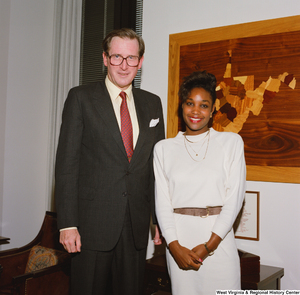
[234,191,260,241]
[167,15,300,183]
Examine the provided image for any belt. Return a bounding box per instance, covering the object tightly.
[173,206,222,218]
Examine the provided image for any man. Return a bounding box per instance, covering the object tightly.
[55,28,165,295]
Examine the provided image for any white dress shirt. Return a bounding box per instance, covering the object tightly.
[105,76,139,147]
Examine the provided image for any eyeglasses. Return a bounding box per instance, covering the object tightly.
[107,54,140,67]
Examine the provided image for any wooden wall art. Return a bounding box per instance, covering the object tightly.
[167,15,300,183]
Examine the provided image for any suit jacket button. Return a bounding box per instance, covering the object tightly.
[122,192,127,197]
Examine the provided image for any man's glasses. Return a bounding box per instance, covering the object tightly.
[107,54,140,67]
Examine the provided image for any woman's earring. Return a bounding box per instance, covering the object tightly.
[210,113,212,118]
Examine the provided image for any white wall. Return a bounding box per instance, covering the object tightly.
[0,0,55,249]
[0,0,11,236]
[142,0,300,290]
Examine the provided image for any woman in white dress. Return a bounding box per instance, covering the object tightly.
[154,71,246,295]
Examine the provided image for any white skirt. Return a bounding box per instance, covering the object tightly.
[166,213,240,295]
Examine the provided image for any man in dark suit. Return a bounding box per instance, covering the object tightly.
[55,28,165,295]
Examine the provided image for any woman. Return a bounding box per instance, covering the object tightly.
[154,71,246,294]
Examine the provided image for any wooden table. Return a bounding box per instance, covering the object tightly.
[241,265,284,290]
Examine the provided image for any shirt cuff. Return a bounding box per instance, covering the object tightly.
[60,227,77,232]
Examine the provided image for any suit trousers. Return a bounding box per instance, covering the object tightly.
[70,203,147,295]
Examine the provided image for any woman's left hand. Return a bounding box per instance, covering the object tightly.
[192,244,208,261]
[193,232,222,260]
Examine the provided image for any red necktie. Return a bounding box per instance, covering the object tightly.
[120,91,133,162]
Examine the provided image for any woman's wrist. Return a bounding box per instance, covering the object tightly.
[205,232,222,255]
[168,240,180,250]
[204,242,214,256]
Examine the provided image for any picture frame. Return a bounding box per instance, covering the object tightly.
[234,191,260,241]
[167,15,300,183]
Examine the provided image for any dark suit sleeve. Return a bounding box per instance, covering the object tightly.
[150,95,165,225]
[55,87,84,230]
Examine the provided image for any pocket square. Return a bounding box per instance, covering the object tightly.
[149,118,159,127]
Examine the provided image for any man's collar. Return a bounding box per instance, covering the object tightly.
[105,76,133,101]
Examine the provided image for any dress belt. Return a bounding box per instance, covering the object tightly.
[173,206,222,218]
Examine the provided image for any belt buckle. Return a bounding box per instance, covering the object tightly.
[200,206,210,218]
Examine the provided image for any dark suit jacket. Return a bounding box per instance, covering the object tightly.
[55,81,165,251]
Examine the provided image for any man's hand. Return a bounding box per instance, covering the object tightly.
[153,225,163,245]
[168,240,201,271]
[59,228,81,253]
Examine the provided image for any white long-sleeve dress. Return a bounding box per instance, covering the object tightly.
[154,128,246,295]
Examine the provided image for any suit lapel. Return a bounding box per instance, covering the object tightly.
[92,82,128,159]
[131,89,149,163]
[91,83,153,163]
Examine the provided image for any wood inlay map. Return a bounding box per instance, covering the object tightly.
[179,31,300,168]
[167,16,300,182]
[213,50,296,134]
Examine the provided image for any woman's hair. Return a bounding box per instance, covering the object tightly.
[102,28,145,58]
[178,71,217,105]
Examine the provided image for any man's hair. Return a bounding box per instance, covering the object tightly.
[102,28,145,58]
[178,71,217,105]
